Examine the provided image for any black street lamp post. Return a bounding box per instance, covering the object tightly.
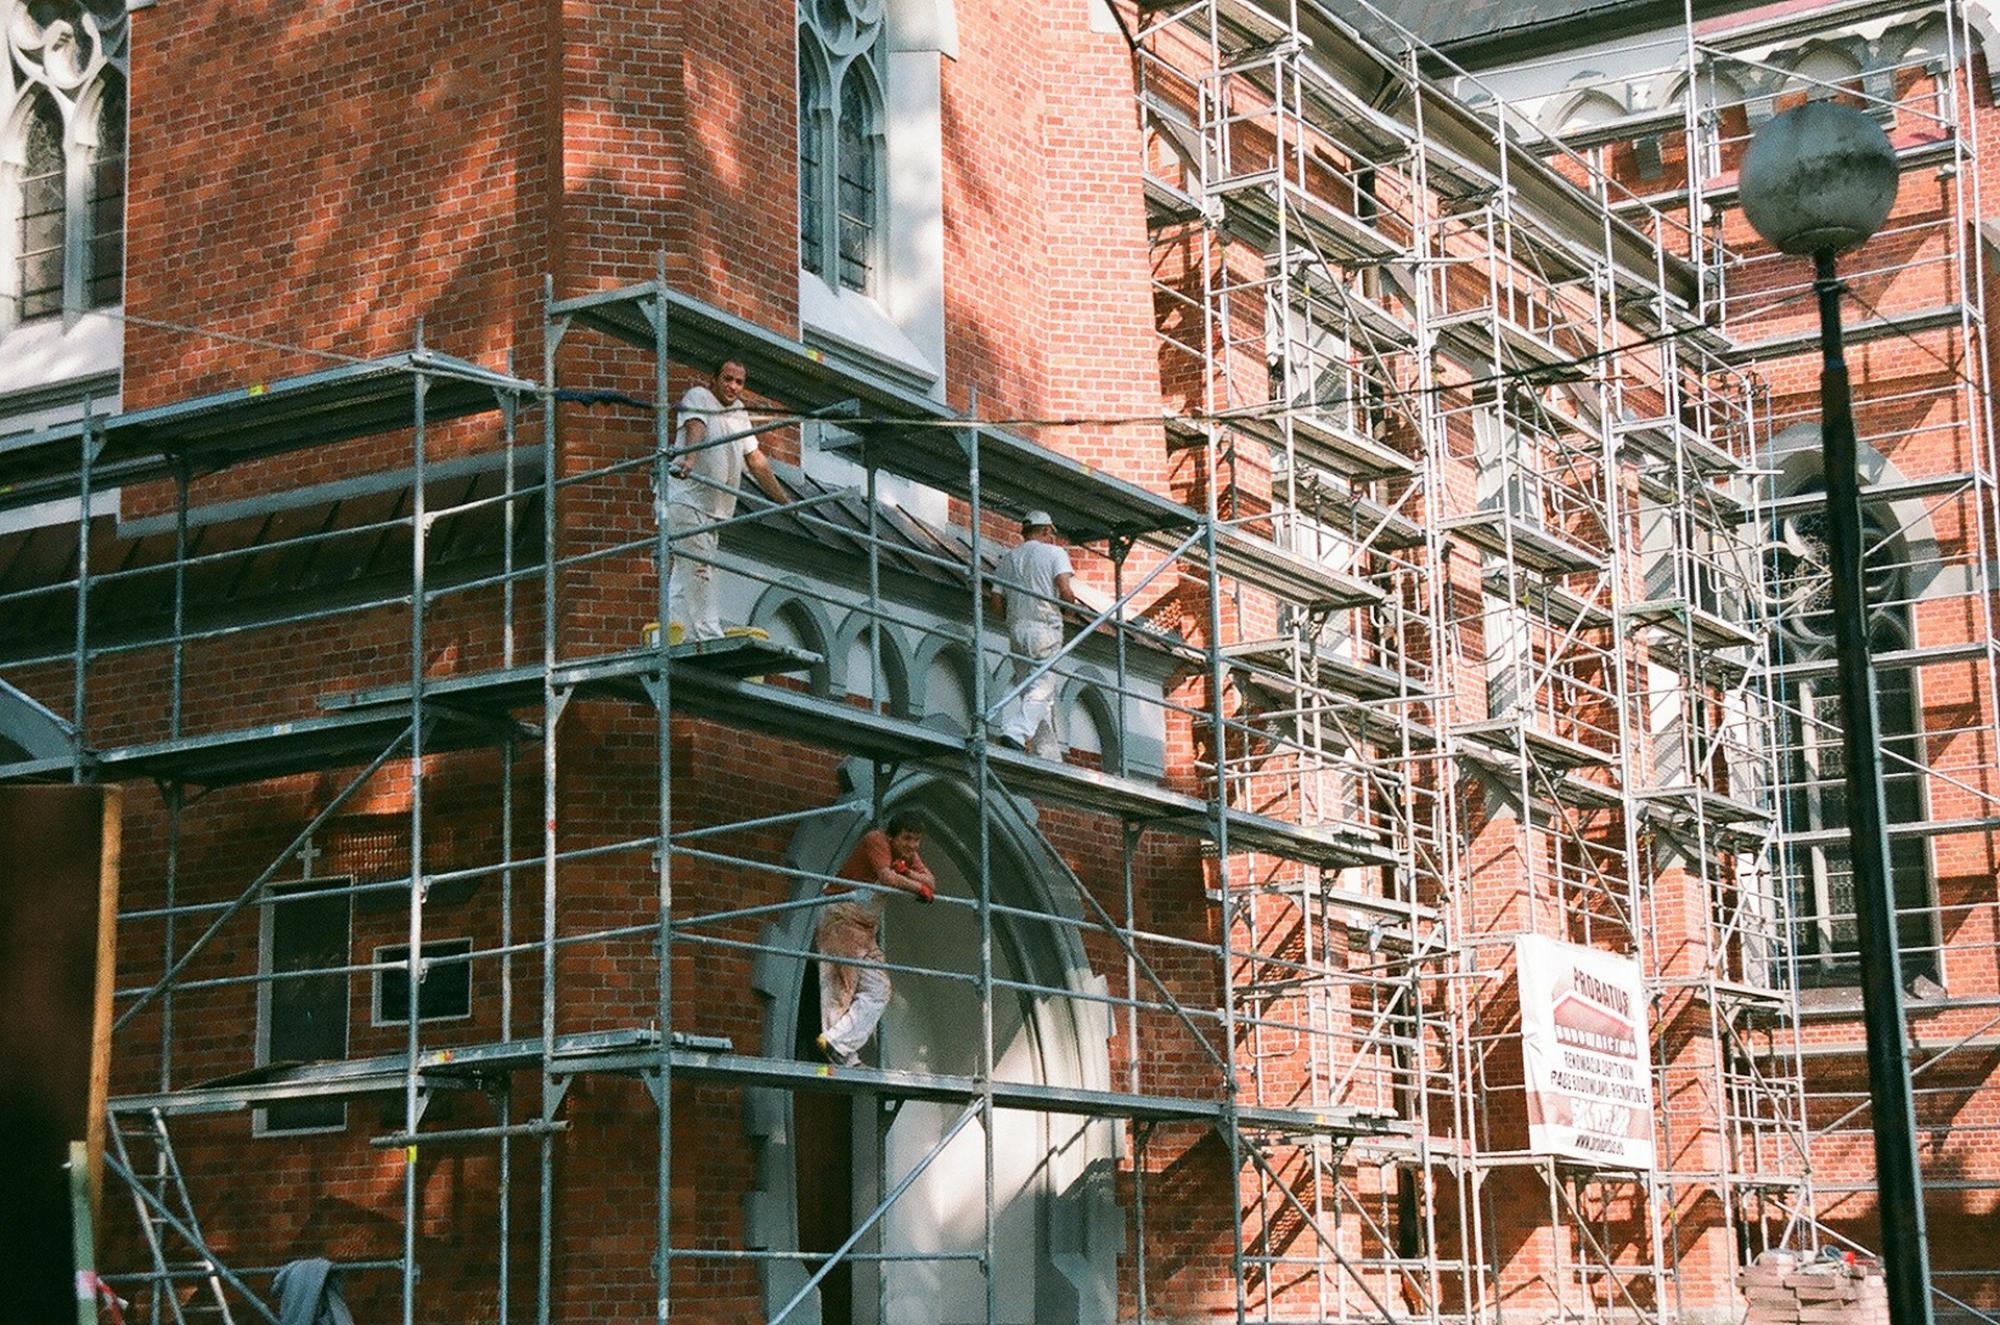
[1740,101,1931,1325]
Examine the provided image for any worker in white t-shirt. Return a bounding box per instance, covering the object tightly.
[987,510,1081,758]
[666,358,788,641]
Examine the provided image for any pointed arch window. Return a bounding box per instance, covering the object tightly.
[798,47,829,281]
[15,92,65,321]
[85,73,124,310]
[3,2,130,331]
[798,0,885,297]
[1770,470,1937,986]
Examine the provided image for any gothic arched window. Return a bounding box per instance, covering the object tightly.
[13,92,64,321]
[798,46,829,281]
[3,0,129,330]
[798,0,884,296]
[84,72,124,309]
[1770,471,1936,985]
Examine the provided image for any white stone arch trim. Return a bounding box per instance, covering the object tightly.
[1538,83,1627,136]
[909,630,976,726]
[1765,422,1941,597]
[1648,64,1746,117]
[1058,665,1124,772]
[745,760,1119,1324]
[750,579,838,696]
[827,604,913,712]
[1781,37,1866,101]
[1964,1,2000,96]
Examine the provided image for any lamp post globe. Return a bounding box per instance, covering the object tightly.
[1739,100,1899,255]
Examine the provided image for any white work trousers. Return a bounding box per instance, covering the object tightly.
[816,901,889,1066]
[1000,618,1064,759]
[665,502,724,641]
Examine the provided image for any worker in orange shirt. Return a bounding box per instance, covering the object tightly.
[814,815,936,1066]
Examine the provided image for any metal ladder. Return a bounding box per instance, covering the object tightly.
[105,1107,239,1325]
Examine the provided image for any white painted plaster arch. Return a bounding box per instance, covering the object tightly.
[745,761,1119,1324]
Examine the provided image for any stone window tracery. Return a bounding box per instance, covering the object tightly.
[14,90,60,319]
[798,0,884,296]
[1769,472,1937,985]
[3,0,127,328]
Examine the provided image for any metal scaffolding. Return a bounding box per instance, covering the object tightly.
[1,0,1994,1323]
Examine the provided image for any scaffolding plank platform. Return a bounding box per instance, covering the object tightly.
[1435,310,1578,374]
[1453,717,1612,770]
[0,352,533,514]
[1624,598,1759,651]
[1444,509,1606,575]
[1768,637,1991,682]
[1175,409,1422,495]
[1782,815,2000,847]
[1223,639,1412,702]
[93,708,512,788]
[1196,525,1385,608]
[1762,468,1981,517]
[1271,412,1418,481]
[1212,170,1405,264]
[1616,416,1744,474]
[550,283,1196,544]
[321,644,1409,871]
[1481,567,1614,631]
[337,644,1405,869]
[984,745,1402,874]
[319,637,823,714]
[112,1029,1411,1140]
[1725,304,1965,363]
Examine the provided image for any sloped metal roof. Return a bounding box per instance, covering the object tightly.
[1332,0,1756,62]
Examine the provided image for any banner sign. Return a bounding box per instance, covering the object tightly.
[1515,934,1655,1170]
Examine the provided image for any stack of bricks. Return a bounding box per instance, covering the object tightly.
[1739,1251,1890,1325]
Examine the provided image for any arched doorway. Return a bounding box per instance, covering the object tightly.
[746,763,1118,1324]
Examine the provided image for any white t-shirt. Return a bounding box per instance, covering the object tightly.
[670,385,759,520]
[995,538,1075,629]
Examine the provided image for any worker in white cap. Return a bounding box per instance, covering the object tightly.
[987,510,1080,757]
[664,358,789,641]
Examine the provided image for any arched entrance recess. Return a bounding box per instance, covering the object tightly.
[744,760,1120,1324]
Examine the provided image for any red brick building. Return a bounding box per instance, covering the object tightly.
[1,0,1996,1321]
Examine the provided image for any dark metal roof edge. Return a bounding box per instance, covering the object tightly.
[1410,0,1771,70]
[116,443,545,540]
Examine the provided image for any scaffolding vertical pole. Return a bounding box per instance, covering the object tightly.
[1136,1121,1152,1325]
[964,388,998,1325]
[538,274,563,1325]
[502,352,522,681]
[1123,821,1140,1096]
[867,456,884,714]
[498,354,519,1325]
[72,394,93,781]
[402,324,430,1325]
[1203,429,1248,1325]
[1113,543,1130,777]
[160,462,189,1095]
[648,275,675,1325]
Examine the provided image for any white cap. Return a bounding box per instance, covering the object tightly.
[1022,509,1055,532]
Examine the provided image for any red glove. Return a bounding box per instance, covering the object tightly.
[916,881,936,904]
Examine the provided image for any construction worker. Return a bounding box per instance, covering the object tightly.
[815,815,936,1066]
[988,510,1081,758]
[665,358,789,641]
